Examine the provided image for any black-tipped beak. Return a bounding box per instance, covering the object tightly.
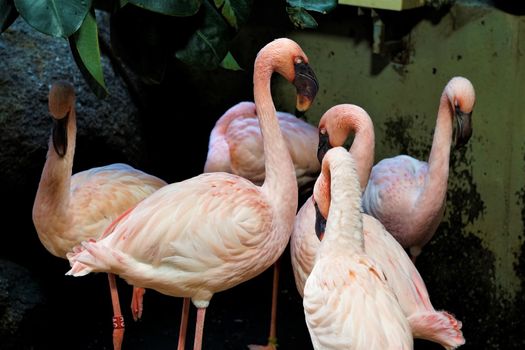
[317,131,331,164]
[454,106,472,148]
[52,113,69,157]
[314,201,326,241]
[293,62,319,113]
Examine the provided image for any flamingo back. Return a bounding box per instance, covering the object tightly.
[304,253,413,350]
[362,155,431,247]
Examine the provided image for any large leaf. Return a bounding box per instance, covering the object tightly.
[287,0,337,14]
[14,0,92,37]
[1,0,18,33]
[175,1,232,70]
[128,0,201,16]
[69,9,108,98]
[213,0,252,30]
[286,6,318,29]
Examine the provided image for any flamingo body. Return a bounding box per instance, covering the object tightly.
[205,101,319,188]
[303,147,412,350]
[362,77,475,259]
[34,163,166,258]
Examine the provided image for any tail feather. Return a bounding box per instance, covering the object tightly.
[408,310,465,349]
[66,241,121,276]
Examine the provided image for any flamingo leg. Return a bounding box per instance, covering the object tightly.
[193,307,207,350]
[248,259,280,350]
[131,287,146,321]
[177,298,191,350]
[108,273,124,350]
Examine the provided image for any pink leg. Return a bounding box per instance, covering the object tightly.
[131,287,146,321]
[193,307,207,350]
[108,273,124,350]
[247,259,280,350]
[177,298,191,350]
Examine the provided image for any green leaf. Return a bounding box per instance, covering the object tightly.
[286,6,318,29]
[287,0,337,14]
[220,51,242,71]
[14,0,92,38]
[214,0,252,30]
[69,9,108,98]
[0,0,18,33]
[128,0,201,16]
[175,1,232,69]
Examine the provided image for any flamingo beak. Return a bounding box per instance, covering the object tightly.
[293,62,318,114]
[52,112,69,157]
[317,131,330,164]
[454,106,473,148]
[314,201,326,241]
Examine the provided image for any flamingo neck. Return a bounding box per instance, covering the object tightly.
[34,109,77,222]
[254,58,298,216]
[416,92,453,216]
[346,117,375,192]
[317,150,364,257]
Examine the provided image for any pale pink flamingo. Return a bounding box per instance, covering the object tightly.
[303,147,413,349]
[292,104,465,349]
[66,38,319,350]
[204,92,318,350]
[291,103,375,294]
[32,81,167,350]
[204,101,320,189]
[362,77,475,261]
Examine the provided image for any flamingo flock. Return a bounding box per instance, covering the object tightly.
[30,37,475,349]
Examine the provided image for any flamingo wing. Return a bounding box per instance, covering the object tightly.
[362,215,433,313]
[290,198,319,297]
[303,253,412,350]
[70,172,274,297]
[56,163,166,249]
[362,155,428,242]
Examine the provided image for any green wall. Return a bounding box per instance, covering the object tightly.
[273,2,525,348]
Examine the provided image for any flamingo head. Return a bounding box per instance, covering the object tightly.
[259,38,318,114]
[317,104,369,163]
[48,81,75,157]
[446,77,475,148]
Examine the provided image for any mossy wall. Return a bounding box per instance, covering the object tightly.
[272,1,524,348]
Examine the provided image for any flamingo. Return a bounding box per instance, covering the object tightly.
[204,101,320,189]
[66,37,319,350]
[362,77,475,261]
[32,81,167,350]
[204,86,318,350]
[292,104,465,349]
[303,146,413,350]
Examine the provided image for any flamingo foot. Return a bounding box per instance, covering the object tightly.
[131,287,146,321]
[247,338,278,350]
[112,315,125,350]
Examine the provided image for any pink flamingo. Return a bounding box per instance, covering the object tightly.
[291,105,465,349]
[66,38,318,350]
[204,87,318,350]
[204,101,319,189]
[32,81,167,350]
[303,147,413,350]
[362,77,475,261]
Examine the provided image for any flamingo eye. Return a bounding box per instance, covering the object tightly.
[294,57,303,64]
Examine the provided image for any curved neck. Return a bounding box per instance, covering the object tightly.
[346,116,375,192]
[417,92,453,213]
[254,55,298,212]
[316,150,364,255]
[34,108,77,218]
